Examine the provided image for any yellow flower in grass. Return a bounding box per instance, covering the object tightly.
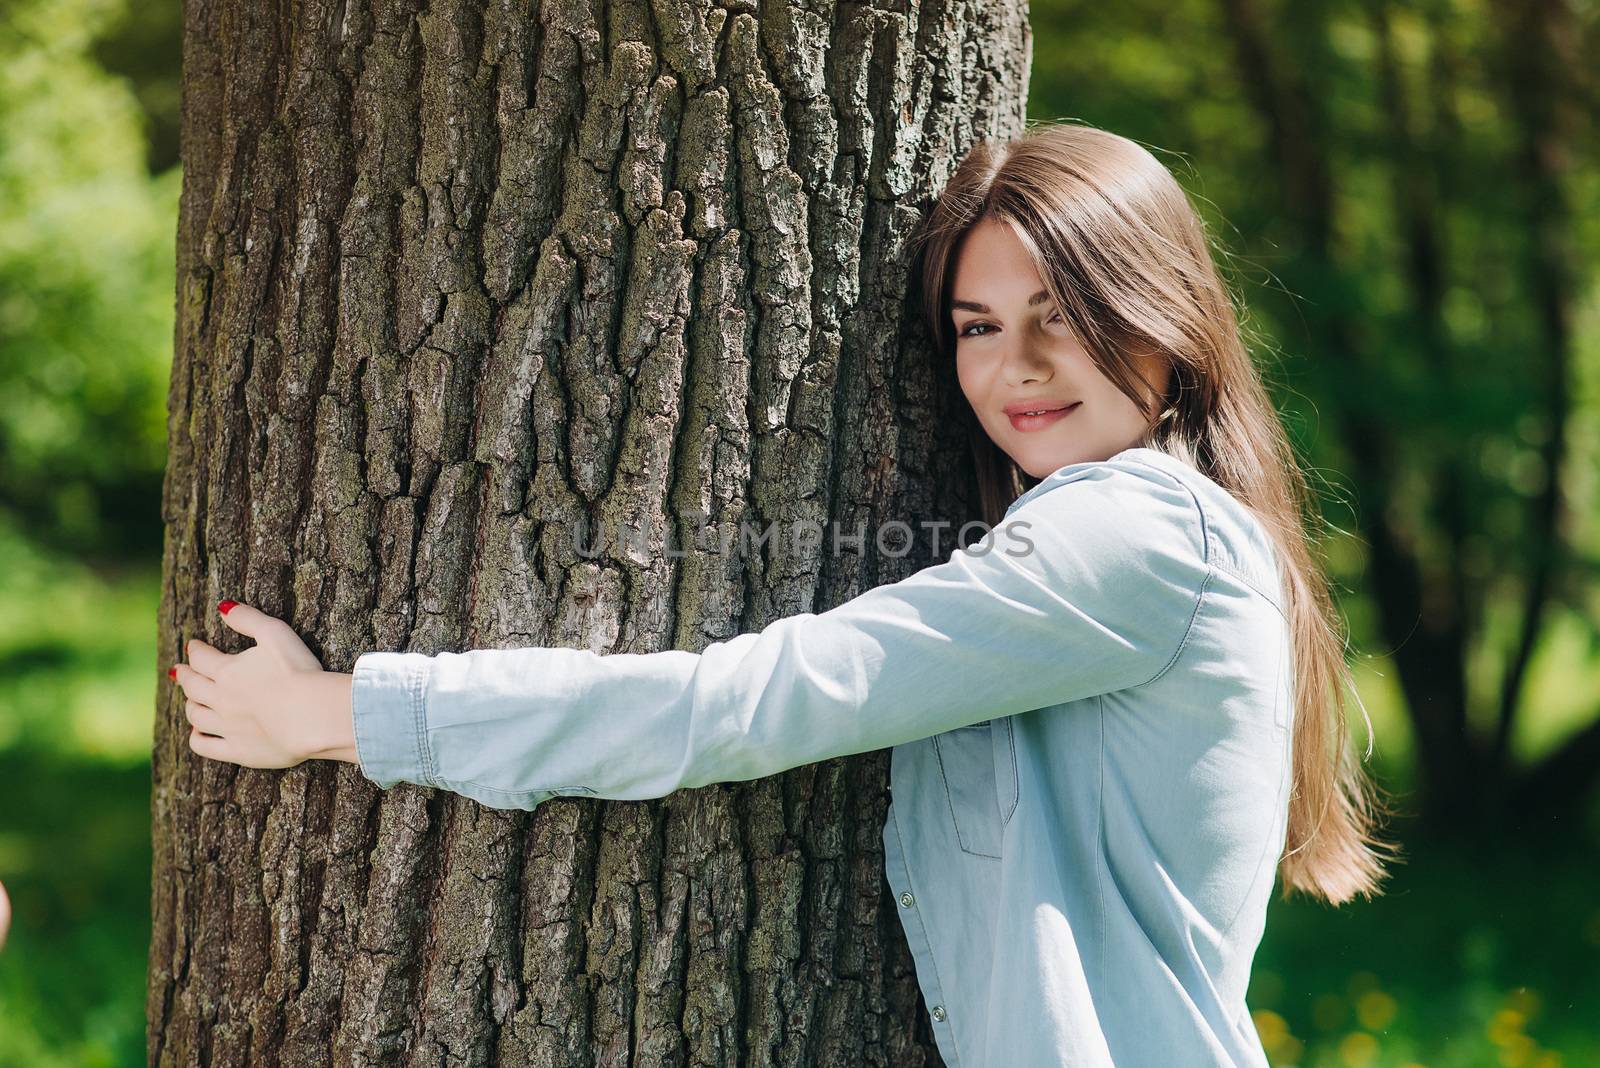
[1337,1031,1379,1068]
[1253,1010,1288,1045]
[1496,1033,1535,1067]
[1355,989,1397,1031]
[1251,1010,1303,1066]
[1487,1007,1527,1046]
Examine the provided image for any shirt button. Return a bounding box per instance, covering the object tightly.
[899,891,915,908]
[931,1005,947,1022]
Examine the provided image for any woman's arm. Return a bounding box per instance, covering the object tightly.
[173,459,1207,811]
[350,460,1208,811]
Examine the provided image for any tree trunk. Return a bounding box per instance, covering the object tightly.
[150,1,1031,1065]
[1495,0,1588,820]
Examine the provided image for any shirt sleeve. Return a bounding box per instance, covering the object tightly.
[349,458,1210,811]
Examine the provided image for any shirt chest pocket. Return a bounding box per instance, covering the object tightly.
[930,717,1020,859]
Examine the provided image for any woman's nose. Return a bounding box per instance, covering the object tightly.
[1001,339,1052,386]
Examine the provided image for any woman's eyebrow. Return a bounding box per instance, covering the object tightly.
[951,289,1050,313]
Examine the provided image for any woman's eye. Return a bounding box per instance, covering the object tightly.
[958,311,1060,338]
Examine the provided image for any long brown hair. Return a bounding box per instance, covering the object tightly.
[912,120,1392,904]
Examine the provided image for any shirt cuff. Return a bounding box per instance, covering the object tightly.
[351,650,437,790]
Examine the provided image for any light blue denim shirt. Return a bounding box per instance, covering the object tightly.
[352,445,1293,1066]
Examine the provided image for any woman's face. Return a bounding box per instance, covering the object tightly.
[950,217,1172,480]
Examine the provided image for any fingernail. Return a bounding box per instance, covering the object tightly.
[169,666,177,679]
[219,600,238,615]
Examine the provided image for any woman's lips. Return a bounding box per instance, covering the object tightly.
[1008,401,1081,432]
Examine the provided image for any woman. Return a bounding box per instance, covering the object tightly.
[171,121,1389,1065]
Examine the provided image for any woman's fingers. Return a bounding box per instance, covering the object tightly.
[217,601,292,645]
[214,600,325,672]
[184,699,223,735]
[188,727,231,760]
[184,637,229,679]
[172,663,220,706]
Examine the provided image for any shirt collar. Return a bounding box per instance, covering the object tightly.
[1003,446,1179,519]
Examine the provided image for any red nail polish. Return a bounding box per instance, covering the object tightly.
[169,666,177,679]
[219,600,238,615]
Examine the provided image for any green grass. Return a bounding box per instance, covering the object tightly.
[0,755,149,1068]
[1249,817,1600,1067]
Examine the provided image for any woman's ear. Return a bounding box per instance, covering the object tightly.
[1132,349,1176,412]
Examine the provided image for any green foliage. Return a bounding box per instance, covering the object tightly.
[0,516,161,761]
[0,5,172,1050]
[0,0,179,561]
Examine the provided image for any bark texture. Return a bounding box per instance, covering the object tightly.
[151,1,1031,1064]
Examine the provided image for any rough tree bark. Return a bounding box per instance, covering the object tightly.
[150,1,1031,1064]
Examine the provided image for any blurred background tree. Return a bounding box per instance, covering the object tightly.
[0,0,1595,1064]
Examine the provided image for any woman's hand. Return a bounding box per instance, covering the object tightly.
[171,601,358,769]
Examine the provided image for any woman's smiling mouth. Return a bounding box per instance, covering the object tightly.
[1007,401,1081,432]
